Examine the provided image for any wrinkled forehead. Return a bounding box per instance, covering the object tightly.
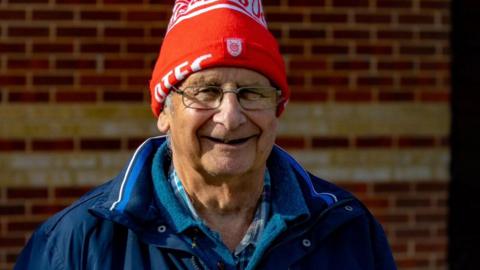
[180,67,272,88]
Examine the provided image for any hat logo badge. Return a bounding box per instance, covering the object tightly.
[226,38,243,57]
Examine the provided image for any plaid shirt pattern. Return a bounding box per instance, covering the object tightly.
[169,167,271,270]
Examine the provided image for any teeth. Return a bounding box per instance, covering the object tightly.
[208,136,251,144]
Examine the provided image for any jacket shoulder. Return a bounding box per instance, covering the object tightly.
[40,180,112,235]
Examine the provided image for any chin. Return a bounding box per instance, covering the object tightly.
[203,158,253,177]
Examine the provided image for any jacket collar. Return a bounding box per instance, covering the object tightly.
[92,136,352,231]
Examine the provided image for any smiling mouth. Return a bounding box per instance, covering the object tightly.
[204,135,257,145]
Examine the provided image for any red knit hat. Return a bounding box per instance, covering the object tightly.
[149,0,289,117]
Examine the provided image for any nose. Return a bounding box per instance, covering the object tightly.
[212,92,246,130]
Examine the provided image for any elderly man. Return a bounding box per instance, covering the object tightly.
[15,0,396,269]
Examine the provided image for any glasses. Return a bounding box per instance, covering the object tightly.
[170,85,282,110]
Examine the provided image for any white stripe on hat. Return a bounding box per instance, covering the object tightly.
[167,0,267,33]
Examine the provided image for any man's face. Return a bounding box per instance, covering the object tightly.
[157,67,279,179]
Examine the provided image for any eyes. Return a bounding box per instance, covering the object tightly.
[173,85,281,110]
[189,86,275,101]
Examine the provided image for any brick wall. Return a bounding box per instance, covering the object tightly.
[0,0,450,269]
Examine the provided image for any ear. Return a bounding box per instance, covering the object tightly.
[157,110,171,134]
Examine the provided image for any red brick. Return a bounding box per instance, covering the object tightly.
[9,92,50,102]
[336,183,368,194]
[54,187,93,199]
[127,43,160,54]
[334,91,372,102]
[399,14,434,24]
[262,0,282,5]
[105,27,145,37]
[359,197,390,209]
[56,91,97,102]
[415,213,446,223]
[81,11,121,20]
[391,243,408,253]
[355,14,392,24]
[377,30,414,40]
[80,76,121,86]
[33,10,73,20]
[419,61,450,70]
[416,182,447,192]
[356,45,393,55]
[290,91,328,102]
[376,214,409,224]
[415,241,446,252]
[313,76,349,86]
[0,205,25,215]
[357,76,393,86]
[80,138,121,150]
[396,198,432,208]
[7,187,48,199]
[57,27,97,37]
[0,9,26,20]
[312,45,349,55]
[0,237,25,248]
[127,137,147,150]
[8,26,49,37]
[373,182,411,193]
[56,0,95,3]
[290,60,327,71]
[7,221,42,232]
[401,76,436,86]
[396,228,431,238]
[9,0,48,3]
[378,61,414,70]
[56,59,96,69]
[333,30,370,39]
[103,91,144,102]
[0,140,26,151]
[312,136,350,148]
[275,137,306,149]
[289,29,326,39]
[420,1,449,9]
[332,0,369,7]
[398,136,436,147]
[103,0,143,4]
[265,11,303,23]
[127,11,168,21]
[32,139,75,151]
[280,44,304,55]
[333,60,370,70]
[378,91,415,102]
[80,43,121,53]
[0,75,27,85]
[0,42,26,53]
[7,59,50,69]
[32,204,68,215]
[104,59,145,69]
[150,27,167,37]
[287,75,305,86]
[310,13,348,23]
[33,43,73,53]
[420,31,449,40]
[33,75,74,85]
[287,0,325,7]
[356,136,393,148]
[127,76,149,86]
[400,46,436,55]
[377,0,412,8]
[396,258,430,268]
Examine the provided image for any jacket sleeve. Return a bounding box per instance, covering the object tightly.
[370,217,398,270]
[14,228,62,270]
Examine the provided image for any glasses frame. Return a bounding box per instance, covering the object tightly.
[170,84,283,111]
